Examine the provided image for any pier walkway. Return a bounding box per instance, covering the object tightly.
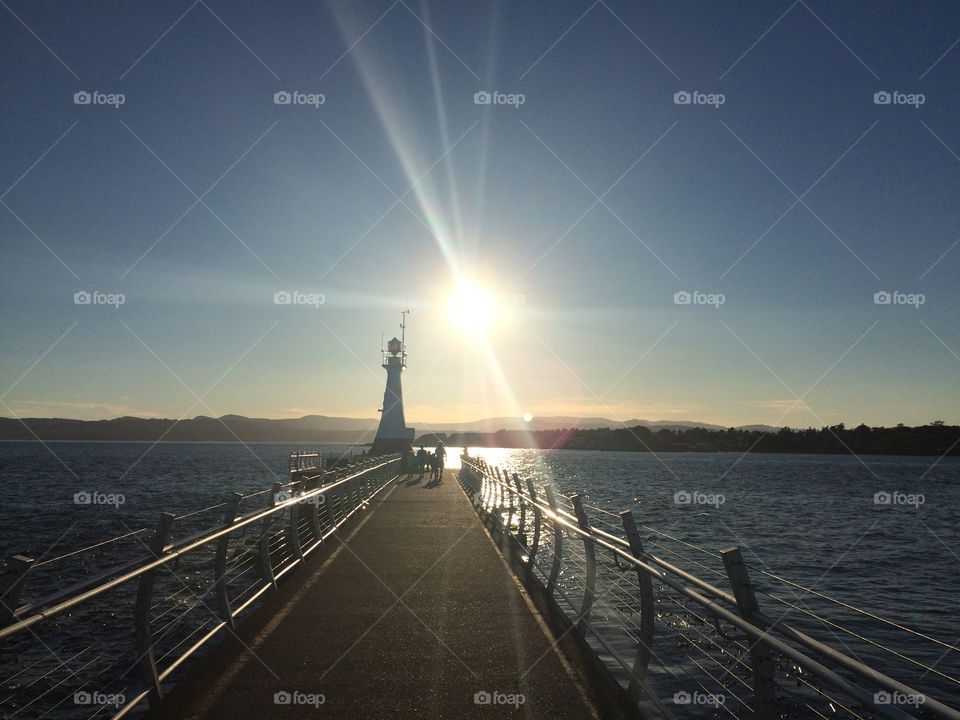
[145,469,636,719]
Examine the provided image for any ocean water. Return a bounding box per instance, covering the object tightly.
[0,442,957,717]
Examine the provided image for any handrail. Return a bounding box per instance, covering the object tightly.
[467,462,742,609]
[458,456,960,720]
[0,455,400,642]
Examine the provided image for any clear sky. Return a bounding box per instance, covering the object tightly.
[2,1,959,428]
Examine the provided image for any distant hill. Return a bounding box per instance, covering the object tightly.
[0,414,778,443]
[0,415,380,443]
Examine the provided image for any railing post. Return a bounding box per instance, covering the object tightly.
[349,472,359,510]
[214,493,243,628]
[488,467,497,509]
[288,480,304,563]
[259,483,281,591]
[472,462,482,502]
[134,512,175,708]
[544,486,564,596]
[513,473,527,542]
[505,469,516,531]
[327,476,341,529]
[305,479,323,548]
[620,510,656,699]
[470,463,480,506]
[0,555,34,631]
[571,494,596,627]
[525,479,542,563]
[722,547,778,719]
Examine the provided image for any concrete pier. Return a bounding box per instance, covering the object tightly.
[146,469,638,719]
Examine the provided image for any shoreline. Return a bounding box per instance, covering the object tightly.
[2,438,958,461]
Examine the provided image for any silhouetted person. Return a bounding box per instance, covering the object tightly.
[433,442,446,480]
[416,446,428,479]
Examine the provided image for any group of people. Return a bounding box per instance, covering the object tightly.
[413,442,445,481]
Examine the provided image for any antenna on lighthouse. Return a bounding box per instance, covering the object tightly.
[400,309,410,368]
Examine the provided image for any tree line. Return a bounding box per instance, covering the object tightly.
[417,422,960,456]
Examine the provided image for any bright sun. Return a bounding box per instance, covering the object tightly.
[447,284,495,335]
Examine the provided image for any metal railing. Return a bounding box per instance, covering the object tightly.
[0,454,401,720]
[288,448,367,473]
[458,456,960,720]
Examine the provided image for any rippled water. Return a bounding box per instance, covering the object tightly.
[466,448,959,624]
[0,442,957,717]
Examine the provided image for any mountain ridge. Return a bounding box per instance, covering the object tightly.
[0,414,781,442]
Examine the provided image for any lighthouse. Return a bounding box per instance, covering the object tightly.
[371,311,415,454]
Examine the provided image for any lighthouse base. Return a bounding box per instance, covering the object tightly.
[371,432,415,456]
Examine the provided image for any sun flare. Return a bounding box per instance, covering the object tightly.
[447,284,495,335]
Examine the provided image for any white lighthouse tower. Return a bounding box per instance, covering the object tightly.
[371,311,415,454]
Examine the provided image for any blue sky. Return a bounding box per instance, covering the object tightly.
[2,0,959,427]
